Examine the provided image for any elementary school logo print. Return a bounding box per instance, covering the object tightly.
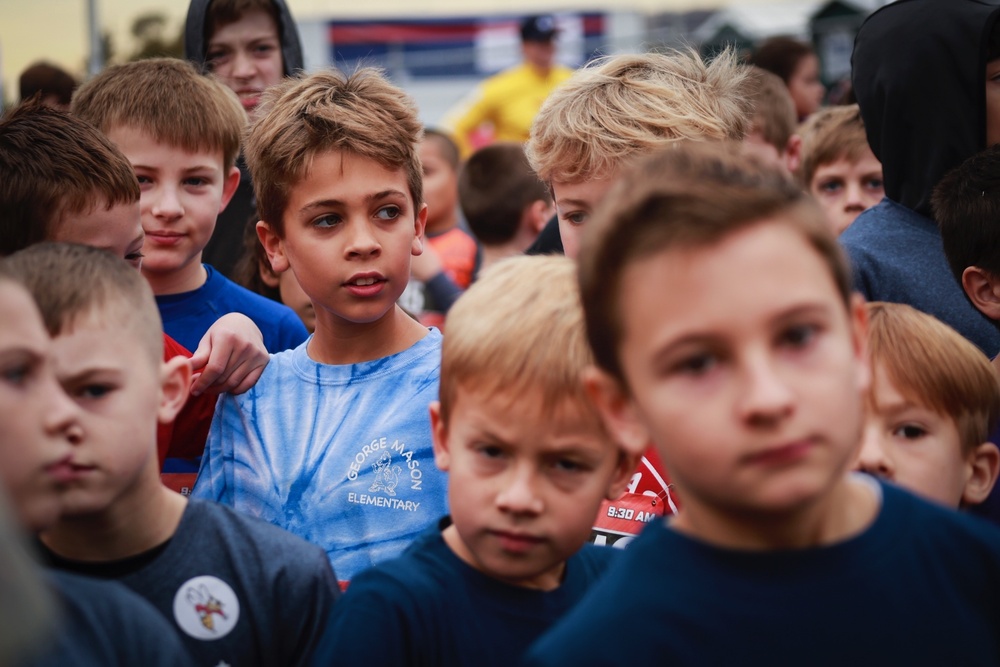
[347,436,424,512]
[172,575,240,640]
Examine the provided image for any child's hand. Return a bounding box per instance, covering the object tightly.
[188,313,269,396]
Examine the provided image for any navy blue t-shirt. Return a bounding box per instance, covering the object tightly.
[312,517,617,666]
[21,571,191,666]
[525,480,1000,666]
[157,264,308,354]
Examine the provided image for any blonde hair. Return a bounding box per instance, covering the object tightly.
[526,49,753,184]
[71,58,247,170]
[439,255,600,428]
[866,302,1000,452]
[245,67,423,236]
[796,104,873,188]
[580,141,848,382]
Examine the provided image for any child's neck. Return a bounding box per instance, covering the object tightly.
[480,244,523,275]
[308,304,428,365]
[143,259,208,296]
[670,474,879,551]
[425,215,457,237]
[40,470,187,562]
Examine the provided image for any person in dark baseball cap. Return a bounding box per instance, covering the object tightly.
[521,14,559,42]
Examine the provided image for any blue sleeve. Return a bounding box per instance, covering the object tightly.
[191,394,241,505]
[275,311,309,353]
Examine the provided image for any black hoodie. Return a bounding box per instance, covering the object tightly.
[841,0,1000,356]
[852,0,1000,218]
[183,0,304,281]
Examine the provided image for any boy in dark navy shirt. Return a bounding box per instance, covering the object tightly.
[526,142,1000,666]
[315,256,636,666]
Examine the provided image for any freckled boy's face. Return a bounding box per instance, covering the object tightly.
[431,390,629,591]
[206,8,284,118]
[0,283,80,532]
[600,219,868,524]
[854,363,970,507]
[809,151,884,236]
[552,174,617,261]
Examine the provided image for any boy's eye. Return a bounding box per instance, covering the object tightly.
[205,50,229,68]
[1,361,32,387]
[77,384,113,400]
[253,43,276,56]
[864,177,885,192]
[375,206,401,221]
[552,458,586,473]
[136,175,153,187]
[313,214,342,229]
[893,424,927,440]
[673,352,717,376]
[560,211,587,227]
[475,444,505,460]
[816,179,844,194]
[184,177,209,187]
[125,252,145,270]
[778,323,817,349]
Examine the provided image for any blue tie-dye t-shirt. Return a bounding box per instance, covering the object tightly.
[192,329,447,583]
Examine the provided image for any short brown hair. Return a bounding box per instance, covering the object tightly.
[0,100,139,256]
[796,104,873,188]
[1,243,163,365]
[747,36,815,85]
[206,0,280,37]
[747,67,797,154]
[439,255,602,430]
[245,67,423,237]
[932,144,1000,285]
[580,141,850,382]
[71,58,246,170]
[422,128,460,171]
[459,142,549,246]
[866,301,1000,452]
[18,61,77,106]
[527,49,753,185]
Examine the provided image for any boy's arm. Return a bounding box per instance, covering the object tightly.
[188,312,269,396]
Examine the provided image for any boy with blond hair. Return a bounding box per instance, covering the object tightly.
[0,100,269,480]
[459,142,550,275]
[527,141,1000,665]
[797,104,884,235]
[855,302,1000,508]
[192,68,448,584]
[526,49,753,259]
[315,255,635,665]
[6,243,337,667]
[72,58,308,355]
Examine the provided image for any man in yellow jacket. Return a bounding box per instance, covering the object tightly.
[444,15,573,157]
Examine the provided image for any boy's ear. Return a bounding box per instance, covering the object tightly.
[256,220,289,274]
[412,202,428,256]
[523,199,553,235]
[429,401,451,472]
[605,448,641,501]
[157,355,191,425]
[961,266,1000,321]
[217,166,242,214]
[848,292,871,395]
[962,442,1000,506]
[784,134,803,174]
[257,256,280,288]
[583,365,650,457]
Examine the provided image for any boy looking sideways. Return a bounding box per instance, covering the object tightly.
[797,104,884,235]
[0,265,191,666]
[854,302,1000,508]
[71,58,308,355]
[527,141,1000,665]
[316,256,634,666]
[0,100,268,475]
[193,68,447,584]
[7,243,337,667]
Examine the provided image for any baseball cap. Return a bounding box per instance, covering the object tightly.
[520,15,559,42]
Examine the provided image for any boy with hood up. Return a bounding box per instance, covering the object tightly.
[841,0,1000,358]
[183,0,304,280]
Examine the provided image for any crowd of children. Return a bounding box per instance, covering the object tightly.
[5,0,1000,664]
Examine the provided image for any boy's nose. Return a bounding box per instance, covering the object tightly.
[843,182,865,211]
[737,354,795,426]
[496,467,544,516]
[232,50,256,80]
[45,375,83,445]
[344,221,382,259]
[152,187,184,221]
[853,426,895,479]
